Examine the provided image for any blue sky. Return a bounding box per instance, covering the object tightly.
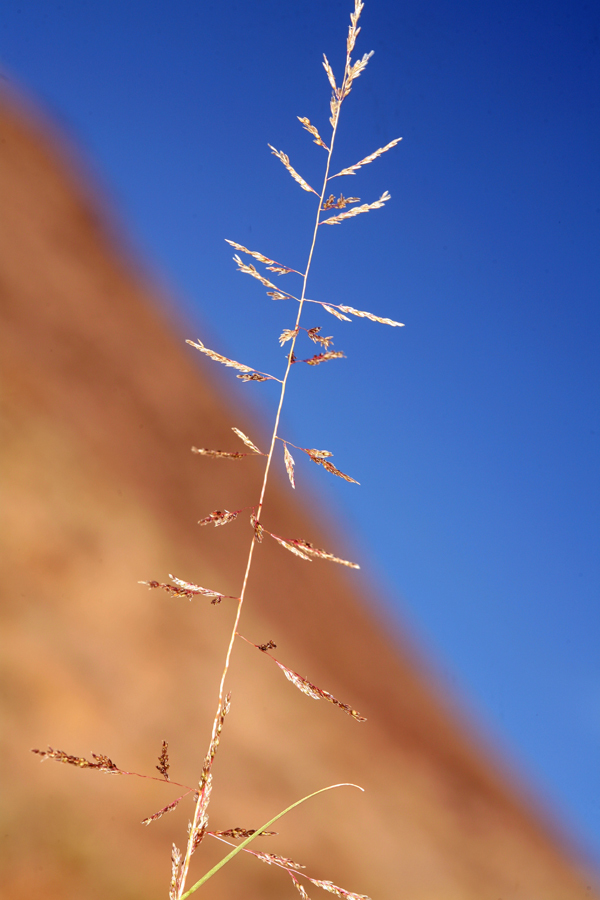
[2,0,599,869]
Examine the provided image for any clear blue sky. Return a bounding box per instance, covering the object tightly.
[2,0,599,869]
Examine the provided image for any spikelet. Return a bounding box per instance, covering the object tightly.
[342,51,374,99]
[267,291,289,300]
[232,255,282,291]
[213,828,277,839]
[237,372,273,382]
[142,797,182,826]
[274,661,366,721]
[250,514,264,543]
[232,427,262,454]
[320,192,390,225]
[279,327,299,346]
[31,747,119,772]
[255,852,306,870]
[191,447,246,459]
[283,444,296,489]
[186,339,252,373]
[322,303,352,322]
[169,845,182,900]
[322,54,338,93]
[268,533,359,569]
[139,576,226,604]
[156,740,170,780]
[268,145,318,195]
[293,539,360,569]
[329,137,402,179]
[304,351,345,366]
[269,533,312,561]
[198,509,239,527]
[190,776,211,855]
[322,194,361,210]
[200,694,231,786]
[297,116,329,150]
[306,327,333,349]
[308,454,359,484]
[305,448,333,458]
[338,305,404,327]
[290,873,312,900]
[225,239,300,274]
[308,878,371,900]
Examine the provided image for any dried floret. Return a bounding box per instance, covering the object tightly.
[142,797,181,826]
[268,145,318,195]
[297,116,329,150]
[191,447,246,459]
[320,192,390,225]
[322,194,360,210]
[308,878,371,900]
[303,351,345,366]
[232,427,262,454]
[156,740,170,780]
[339,305,404,327]
[31,747,119,772]
[329,137,402,179]
[279,327,299,346]
[282,444,296,489]
[274,662,366,722]
[322,304,352,322]
[198,509,239,527]
[139,576,226,604]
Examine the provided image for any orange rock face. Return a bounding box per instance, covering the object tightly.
[0,92,597,899]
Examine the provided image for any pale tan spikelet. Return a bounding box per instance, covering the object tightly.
[190,776,212,855]
[320,191,391,225]
[297,117,329,150]
[347,0,365,55]
[250,514,265,543]
[198,509,239,527]
[329,137,402,179]
[304,448,333,458]
[170,845,182,900]
[283,444,296,489]
[308,878,371,900]
[293,539,360,569]
[268,145,318,195]
[142,797,181,826]
[232,254,281,291]
[232,427,262,454]
[338,305,404,327]
[274,661,366,721]
[225,240,301,275]
[329,94,340,128]
[308,454,359,484]
[290,873,312,900]
[269,533,312,561]
[279,327,299,346]
[236,372,274,382]
[322,303,352,322]
[267,290,289,300]
[322,54,338,93]
[255,851,306,870]
[304,351,346,366]
[191,446,246,459]
[186,338,253,373]
[342,51,374,99]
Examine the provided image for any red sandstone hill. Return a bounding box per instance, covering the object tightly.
[0,91,597,900]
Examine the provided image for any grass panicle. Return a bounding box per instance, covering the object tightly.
[34,3,401,897]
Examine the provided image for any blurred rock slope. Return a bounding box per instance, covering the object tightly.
[0,92,596,900]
